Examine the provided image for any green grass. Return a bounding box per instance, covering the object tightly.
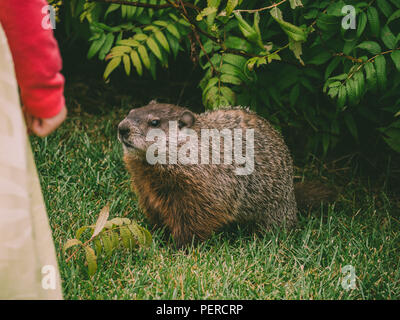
[30,107,400,300]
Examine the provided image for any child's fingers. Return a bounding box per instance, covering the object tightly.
[29,106,67,137]
[31,118,47,137]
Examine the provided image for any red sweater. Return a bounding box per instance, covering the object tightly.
[0,0,65,118]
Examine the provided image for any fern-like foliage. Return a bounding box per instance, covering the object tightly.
[51,0,400,156]
[63,205,152,277]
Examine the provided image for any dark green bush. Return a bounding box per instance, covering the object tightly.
[51,0,400,157]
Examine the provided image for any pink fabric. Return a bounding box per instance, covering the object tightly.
[0,0,65,118]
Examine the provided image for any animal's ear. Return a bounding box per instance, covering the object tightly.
[148,99,158,105]
[178,111,195,129]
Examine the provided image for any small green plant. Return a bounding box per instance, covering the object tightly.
[63,205,152,277]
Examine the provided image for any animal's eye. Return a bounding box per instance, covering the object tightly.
[149,119,160,127]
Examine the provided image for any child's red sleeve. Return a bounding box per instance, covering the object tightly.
[0,0,65,118]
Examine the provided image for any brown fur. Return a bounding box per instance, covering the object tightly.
[118,101,330,247]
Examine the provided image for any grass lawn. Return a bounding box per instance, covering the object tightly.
[30,106,400,300]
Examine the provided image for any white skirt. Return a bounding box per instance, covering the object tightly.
[0,24,62,299]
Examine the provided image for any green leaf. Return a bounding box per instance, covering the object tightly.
[94,239,102,256]
[220,64,247,82]
[343,39,357,55]
[330,74,348,81]
[154,31,170,53]
[327,1,346,16]
[103,56,121,79]
[391,50,400,71]
[111,230,119,248]
[381,25,397,49]
[75,226,92,241]
[139,226,152,247]
[135,5,144,18]
[121,4,127,19]
[126,4,137,19]
[196,7,218,21]
[353,70,365,99]
[289,38,304,65]
[247,56,267,70]
[389,0,400,9]
[364,61,378,92]
[138,45,151,69]
[325,56,341,79]
[387,9,400,23]
[134,33,148,41]
[267,53,281,63]
[223,53,247,68]
[120,226,134,249]
[226,0,238,16]
[220,74,242,85]
[272,18,308,42]
[225,36,253,52]
[327,86,339,99]
[367,7,380,37]
[91,22,120,33]
[357,12,367,38]
[123,54,131,76]
[202,77,219,97]
[166,24,181,39]
[374,55,387,91]
[308,51,332,65]
[377,0,393,18]
[166,33,180,59]
[63,239,83,253]
[234,12,262,46]
[252,12,262,45]
[87,33,106,59]
[316,14,339,33]
[127,222,145,245]
[153,20,169,27]
[346,78,358,106]
[357,41,382,54]
[130,50,143,76]
[108,217,126,226]
[337,85,347,108]
[289,0,303,9]
[104,4,120,19]
[101,234,113,257]
[109,45,131,56]
[270,6,283,20]
[117,39,140,47]
[220,86,236,105]
[85,246,97,277]
[116,31,123,43]
[146,37,163,62]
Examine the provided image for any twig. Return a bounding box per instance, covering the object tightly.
[88,0,200,11]
[65,238,92,263]
[234,0,288,13]
[334,52,363,63]
[173,0,218,73]
[347,47,400,80]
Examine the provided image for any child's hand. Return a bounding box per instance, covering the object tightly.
[23,106,67,137]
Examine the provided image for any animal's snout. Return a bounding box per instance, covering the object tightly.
[118,120,131,140]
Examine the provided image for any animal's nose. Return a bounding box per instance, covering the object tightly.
[118,121,131,139]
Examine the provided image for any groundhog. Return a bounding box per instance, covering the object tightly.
[118,100,332,247]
